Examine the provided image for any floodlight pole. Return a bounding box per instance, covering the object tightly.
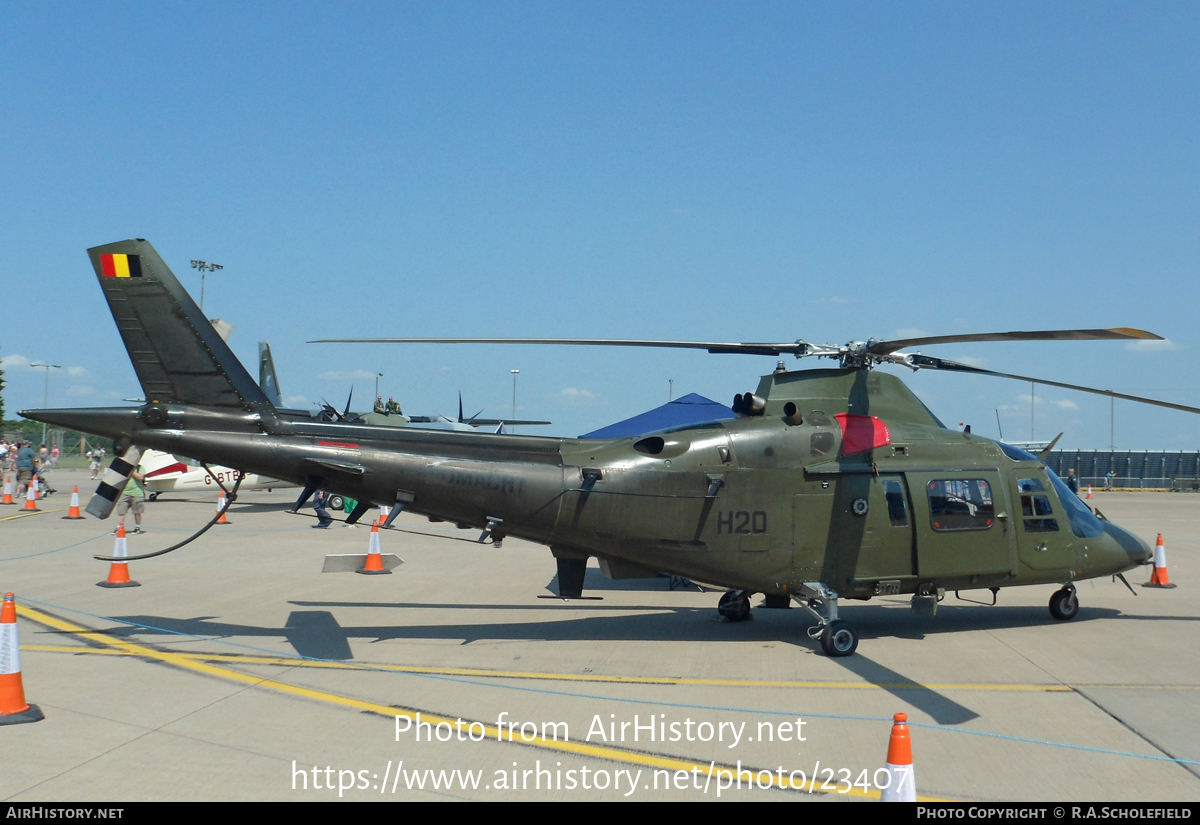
[30,363,61,445]
[190,260,224,312]
[511,370,520,434]
[1030,382,1035,441]
[375,373,383,401]
[669,379,674,402]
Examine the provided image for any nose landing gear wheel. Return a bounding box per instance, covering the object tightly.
[1049,587,1079,621]
[717,590,752,622]
[819,620,859,657]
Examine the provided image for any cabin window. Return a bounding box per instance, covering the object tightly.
[1046,469,1106,538]
[1016,478,1059,531]
[883,480,909,527]
[1020,493,1059,533]
[927,479,995,531]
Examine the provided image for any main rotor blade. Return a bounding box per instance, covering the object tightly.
[908,355,1200,415]
[309,337,807,356]
[870,328,1161,356]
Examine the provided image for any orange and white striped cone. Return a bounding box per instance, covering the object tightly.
[0,593,44,725]
[215,492,231,525]
[22,481,39,512]
[1,478,14,505]
[98,524,140,588]
[357,519,390,575]
[63,486,84,519]
[1086,486,1093,499]
[880,712,917,802]
[1145,533,1176,589]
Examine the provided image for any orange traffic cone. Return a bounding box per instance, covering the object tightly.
[62,486,84,520]
[1086,486,1093,499]
[215,492,231,525]
[98,524,140,588]
[880,712,916,802]
[1,478,14,505]
[21,481,39,512]
[0,593,44,725]
[357,519,390,575]
[1144,534,1176,589]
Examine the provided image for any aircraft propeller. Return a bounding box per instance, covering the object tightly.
[318,389,364,423]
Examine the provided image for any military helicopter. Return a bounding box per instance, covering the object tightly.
[22,239,1200,657]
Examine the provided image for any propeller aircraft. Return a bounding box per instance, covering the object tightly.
[22,239,1199,657]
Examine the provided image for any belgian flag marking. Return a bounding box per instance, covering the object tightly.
[100,253,143,278]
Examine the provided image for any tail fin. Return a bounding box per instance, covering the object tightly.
[88,240,273,410]
[258,341,285,408]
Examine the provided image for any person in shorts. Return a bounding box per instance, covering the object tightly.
[89,449,102,480]
[15,442,36,497]
[115,461,148,534]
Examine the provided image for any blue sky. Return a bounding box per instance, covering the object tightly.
[2,2,1197,447]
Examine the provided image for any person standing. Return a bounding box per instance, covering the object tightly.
[15,442,37,497]
[1105,471,1114,491]
[1066,468,1080,496]
[115,460,148,534]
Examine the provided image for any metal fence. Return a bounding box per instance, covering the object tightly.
[1044,450,1200,491]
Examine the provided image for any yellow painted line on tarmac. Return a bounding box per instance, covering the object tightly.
[16,605,951,801]
[0,507,63,522]
[23,643,1199,693]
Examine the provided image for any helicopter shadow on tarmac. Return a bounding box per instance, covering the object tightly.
[68,601,1165,726]
[83,606,983,724]
[92,600,1200,724]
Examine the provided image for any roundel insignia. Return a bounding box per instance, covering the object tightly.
[851,498,869,516]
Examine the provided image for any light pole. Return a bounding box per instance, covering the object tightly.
[190,260,224,312]
[511,369,520,433]
[375,373,383,405]
[30,363,60,445]
[1030,382,1035,441]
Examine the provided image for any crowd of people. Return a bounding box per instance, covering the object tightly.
[1,439,60,497]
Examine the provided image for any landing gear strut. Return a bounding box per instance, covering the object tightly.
[717,590,752,622]
[1049,585,1079,621]
[796,582,859,657]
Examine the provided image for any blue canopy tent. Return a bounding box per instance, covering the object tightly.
[580,393,737,439]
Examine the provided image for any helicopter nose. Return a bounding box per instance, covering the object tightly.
[1102,521,1153,567]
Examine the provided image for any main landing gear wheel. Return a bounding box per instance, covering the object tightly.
[1049,587,1079,621]
[717,590,752,622]
[819,620,858,657]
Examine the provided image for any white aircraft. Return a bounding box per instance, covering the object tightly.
[140,449,294,500]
